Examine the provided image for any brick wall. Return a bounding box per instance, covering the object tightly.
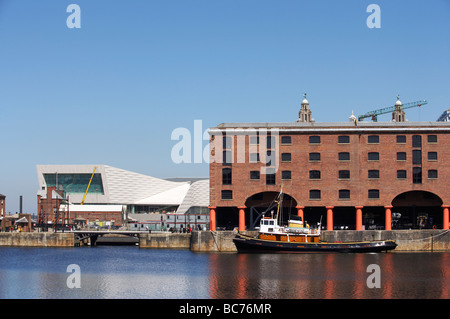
[37,187,123,225]
[37,187,64,224]
[69,211,123,225]
[209,127,450,208]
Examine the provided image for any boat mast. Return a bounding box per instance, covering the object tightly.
[275,189,283,225]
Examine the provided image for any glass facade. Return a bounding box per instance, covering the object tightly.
[43,173,104,194]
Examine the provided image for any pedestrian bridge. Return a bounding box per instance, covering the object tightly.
[71,230,151,246]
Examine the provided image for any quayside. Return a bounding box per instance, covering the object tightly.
[233,190,397,253]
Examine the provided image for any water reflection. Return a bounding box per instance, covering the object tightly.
[207,252,450,299]
[440,253,450,299]
[0,247,448,299]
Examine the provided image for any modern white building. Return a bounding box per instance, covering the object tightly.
[167,179,210,231]
[36,165,209,228]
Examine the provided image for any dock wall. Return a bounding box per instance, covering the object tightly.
[189,230,450,252]
[1,230,449,252]
[322,230,450,252]
[0,232,74,247]
[190,231,247,252]
[188,230,450,252]
[140,231,257,252]
[139,233,191,249]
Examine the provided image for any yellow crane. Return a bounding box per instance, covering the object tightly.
[80,166,97,205]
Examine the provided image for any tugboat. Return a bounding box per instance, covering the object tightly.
[233,191,397,253]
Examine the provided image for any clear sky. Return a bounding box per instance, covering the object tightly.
[0,0,449,214]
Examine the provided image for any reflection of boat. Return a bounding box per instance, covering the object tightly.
[233,191,397,253]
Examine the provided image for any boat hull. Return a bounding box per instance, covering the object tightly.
[233,234,397,253]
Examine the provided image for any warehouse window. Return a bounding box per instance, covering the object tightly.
[428,170,438,179]
[266,136,275,149]
[309,170,321,180]
[396,135,406,144]
[222,168,232,185]
[309,152,321,161]
[427,135,437,143]
[266,173,276,185]
[250,171,260,180]
[368,152,379,161]
[412,150,422,165]
[266,151,276,166]
[413,167,422,184]
[223,136,232,149]
[281,136,291,144]
[338,152,350,161]
[281,171,291,180]
[339,189,350,200]
[368,189,380,199]
[281,153,292,162]
[309,190,321,200]
[338,170,350,179]
[338,135,350,144]
[368,170,379,179]
[397,152,407,161]
[368,135,379,144]
[428,152,437,161]
[221,190,233,200]
[397,170,407,179]
[223,150,232,166]
[412,135,422,148]
[309,136,321,144]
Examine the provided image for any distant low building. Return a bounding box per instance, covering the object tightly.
[1,213,34,232]
[15,214,33,232]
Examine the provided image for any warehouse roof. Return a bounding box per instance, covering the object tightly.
[210,121,450,134]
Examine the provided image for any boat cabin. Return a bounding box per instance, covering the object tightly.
[259,217,283,234]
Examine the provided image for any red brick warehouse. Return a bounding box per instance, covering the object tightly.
[208,96,450,232]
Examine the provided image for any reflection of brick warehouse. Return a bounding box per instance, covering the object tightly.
[208,97,450,231]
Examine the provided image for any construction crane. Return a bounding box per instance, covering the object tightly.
[358,99,428,122]
[80,166,97,205]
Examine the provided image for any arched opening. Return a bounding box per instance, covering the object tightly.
[391,191,443,229]
[245,191,297,230]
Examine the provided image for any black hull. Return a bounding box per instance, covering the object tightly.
[233,234,397,253]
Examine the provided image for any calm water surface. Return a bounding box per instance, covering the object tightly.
[0,246,448,299]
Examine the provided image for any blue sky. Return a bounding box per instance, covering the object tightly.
[0,0,449,213]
